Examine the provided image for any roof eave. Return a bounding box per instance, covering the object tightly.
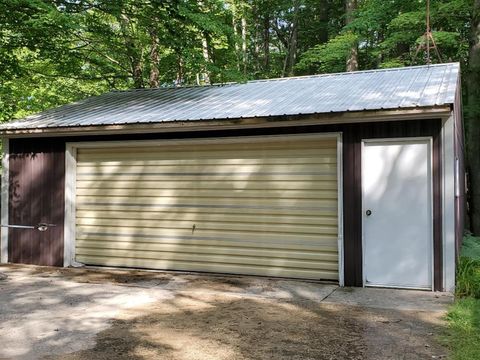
[0,105,453,138]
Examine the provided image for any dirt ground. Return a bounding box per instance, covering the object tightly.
[0,265,452,360]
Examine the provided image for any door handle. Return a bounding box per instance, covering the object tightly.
[366,210,372,216]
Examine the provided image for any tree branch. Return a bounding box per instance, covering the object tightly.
[72,32,131,73]
[28,69,129,81]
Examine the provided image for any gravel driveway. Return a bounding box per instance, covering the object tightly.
[0,265,452,360]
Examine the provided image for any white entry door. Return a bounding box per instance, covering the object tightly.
[362,139,433,290]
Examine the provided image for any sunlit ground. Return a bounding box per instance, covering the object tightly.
[0,265,451,360]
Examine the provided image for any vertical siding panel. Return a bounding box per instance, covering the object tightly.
[9,139,65,266]
[29,142,36,264]
[342,126,357,286]
[352,128,363,286]
[8,148,17,262]
[342,125,363,287]
[45,150,54,266]
[20,146,31,264]
[8,149,16,263]
[52,143,65,266]
[32,149,42,266]
[38,150,48,266]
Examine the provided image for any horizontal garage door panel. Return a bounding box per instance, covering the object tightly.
[76,188,337,199]
[77,141,336,158]
[75,136,339,280]
[74,257,337,280]
[77,174,337,182]
[77,219,336,236]
[75,240,338,260]
[76,227,337,247]
[75,236,338,252]
[75,210,338,226]
[76,204,336,217]
[77,180,338,191]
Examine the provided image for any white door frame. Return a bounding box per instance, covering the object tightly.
[1,138,9,263]
[64,132,345,285]
[361,137,434,291]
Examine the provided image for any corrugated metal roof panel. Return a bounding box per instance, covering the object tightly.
[1,63,460,131]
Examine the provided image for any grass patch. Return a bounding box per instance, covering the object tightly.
[443,235,480,359]
[456,235,480,299]
[456,257,480,298]
[444,297,480,360]
[461,234,480,259]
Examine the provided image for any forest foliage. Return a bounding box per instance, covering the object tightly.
[0,0,473,119]
[1,0,480,231]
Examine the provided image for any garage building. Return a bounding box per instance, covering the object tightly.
[0,63,464,291]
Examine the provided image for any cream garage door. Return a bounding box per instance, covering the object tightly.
[74,135,340,280]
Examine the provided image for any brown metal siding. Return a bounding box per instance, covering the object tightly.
[8,139,65,266]
[342,127,363,286]
[8,118,442,289]
[336,120,443,289]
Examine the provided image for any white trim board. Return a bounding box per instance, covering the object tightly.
[1,106,452,139]
[1,138,9,263]
[442,114,456,292]
[68,132,342,149]
[63,144,78,267]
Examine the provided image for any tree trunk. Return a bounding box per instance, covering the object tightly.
[232,18,241,71]
[263,14,270,71]
[176,54,184,85]
[201,34,211,84]
[229,1,242,71]
[198,0,212,84]
[345,0,358,72]
[287,21,298,75]
[119,14,144,88]
[241,16,247,75]
[132,64,143,88]
[282,1,299,77]
[149,27,160,88]
[252,3,260,72]
[318,0,329,44]
[467,0,480,233]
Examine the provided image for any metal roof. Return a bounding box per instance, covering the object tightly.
[1,63,460,131]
